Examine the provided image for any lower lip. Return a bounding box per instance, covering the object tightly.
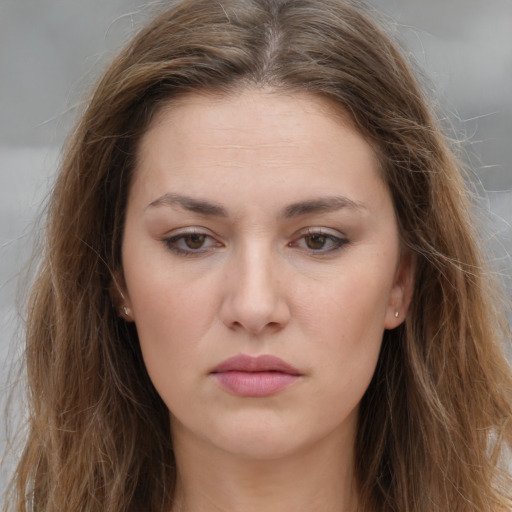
[212,371,300,397]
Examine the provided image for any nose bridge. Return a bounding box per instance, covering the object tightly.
[221,238,289,333]
[240,241,275,303]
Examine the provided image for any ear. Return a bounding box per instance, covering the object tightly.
[110,269,134,322]
[384,251,415,330]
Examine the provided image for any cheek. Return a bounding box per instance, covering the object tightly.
[130,287,211,413]
[294,259,395,395]
[123,233,220,334]
[122,255,223,391]
[298,263,391,345]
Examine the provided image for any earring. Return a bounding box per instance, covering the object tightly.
[394,311,399,318]
[122,306,130,317]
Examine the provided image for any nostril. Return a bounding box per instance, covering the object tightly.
[227,319,284,335]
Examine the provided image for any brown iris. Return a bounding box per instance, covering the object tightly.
[184,234,207,249]
[304,234,327,250]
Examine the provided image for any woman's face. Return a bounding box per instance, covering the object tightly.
[121,89,413,459]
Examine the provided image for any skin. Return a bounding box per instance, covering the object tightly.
[120,88,414,512]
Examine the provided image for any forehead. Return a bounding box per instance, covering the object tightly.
[131,88,387,214]
[140,88,367,153]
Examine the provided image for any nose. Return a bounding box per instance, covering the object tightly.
[220,243,291,335]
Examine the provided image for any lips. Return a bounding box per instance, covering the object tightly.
[210,354,302,397]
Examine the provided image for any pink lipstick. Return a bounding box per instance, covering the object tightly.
[210,354,302,397]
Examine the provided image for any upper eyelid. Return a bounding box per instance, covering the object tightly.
[162,226,220,241]
[293,233,347,244]
[164,230,219,244]
[294,226,347,238]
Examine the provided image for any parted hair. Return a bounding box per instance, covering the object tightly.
[7,0,512,511]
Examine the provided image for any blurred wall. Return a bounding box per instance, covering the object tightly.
[1,0,511,491]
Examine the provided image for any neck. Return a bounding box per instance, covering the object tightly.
[170,424,360,512]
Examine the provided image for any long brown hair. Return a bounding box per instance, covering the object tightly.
[6,0,512,510]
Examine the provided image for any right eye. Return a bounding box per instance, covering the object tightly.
[162,230,222,256]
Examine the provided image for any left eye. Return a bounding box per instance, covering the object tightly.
[291,231,347,252]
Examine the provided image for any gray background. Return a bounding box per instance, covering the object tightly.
[1,0,511,494]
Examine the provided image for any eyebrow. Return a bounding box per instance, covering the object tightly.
[282,196,367,218]
[146,193,366,218]
[147,193,228,216]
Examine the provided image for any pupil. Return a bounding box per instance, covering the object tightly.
[185,234,206,249]
[306,234,326,249]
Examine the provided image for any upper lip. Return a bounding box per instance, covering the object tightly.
[211,354,302,375]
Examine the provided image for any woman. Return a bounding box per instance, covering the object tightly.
[7,0,512,510]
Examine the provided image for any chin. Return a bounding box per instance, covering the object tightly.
[216,430,305,461]
[197,411,338,462]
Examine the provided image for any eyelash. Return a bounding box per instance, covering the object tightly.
[162,229,348,257]
[289,229,348,254]
[162,230,221,257]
